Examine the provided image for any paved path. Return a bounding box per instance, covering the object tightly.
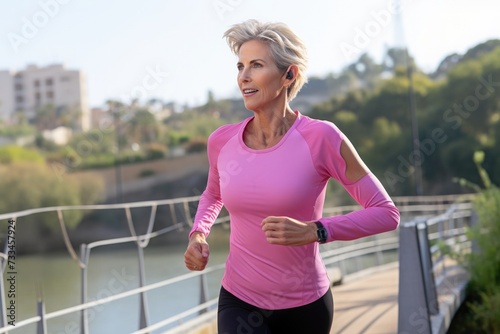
[331,265,399,334]
[173,262,467,334]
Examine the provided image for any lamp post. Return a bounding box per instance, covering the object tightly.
[406,48,424,196]
[110,103,123,203]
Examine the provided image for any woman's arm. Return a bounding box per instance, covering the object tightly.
[319,139,400,242]
[185,129,226,269]
[261,138,399,246]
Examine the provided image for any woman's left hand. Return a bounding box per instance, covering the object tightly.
[261,216,318,246]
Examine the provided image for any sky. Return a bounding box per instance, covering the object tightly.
[1,0,499,109]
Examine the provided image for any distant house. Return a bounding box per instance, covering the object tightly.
[42,126,73,145]
[0,64,90,132]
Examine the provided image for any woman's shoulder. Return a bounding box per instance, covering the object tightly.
[208,118,248,146]
[297,114,344,140]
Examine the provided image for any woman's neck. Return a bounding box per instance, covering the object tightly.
[245,106,297,149]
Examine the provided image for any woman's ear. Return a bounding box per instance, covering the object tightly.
[284,64,298,82]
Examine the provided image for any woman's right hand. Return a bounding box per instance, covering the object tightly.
[184,232,210,271]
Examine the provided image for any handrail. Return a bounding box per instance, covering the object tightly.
[0,194,224,334]
[132,231,402,334]
[398,202,474,334]
[0,193,474,333]
[392,193,475,204]
[0,195,205,221]
[0,192,474,221]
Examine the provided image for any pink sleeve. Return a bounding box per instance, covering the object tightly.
[188,132,224,238]
[302,119,400,241]
[320,173,400,241]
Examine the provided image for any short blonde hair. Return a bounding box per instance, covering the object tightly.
[223,19,308,101]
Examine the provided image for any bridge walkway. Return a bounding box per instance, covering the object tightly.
[331,264,399,334]
[331,260,467,334]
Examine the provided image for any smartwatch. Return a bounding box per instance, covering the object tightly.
[314,221,328,244]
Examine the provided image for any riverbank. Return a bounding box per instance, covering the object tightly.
[72,152,209,200]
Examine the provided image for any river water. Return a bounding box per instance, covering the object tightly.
[10,241,230,334]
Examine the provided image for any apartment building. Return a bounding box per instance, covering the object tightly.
[0,64,90,131]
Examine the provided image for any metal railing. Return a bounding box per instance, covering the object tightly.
[398,202,475,334]
[0,193,474,333]
[0,195,224,334]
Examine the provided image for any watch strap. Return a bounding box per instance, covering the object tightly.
[314,221,328,243]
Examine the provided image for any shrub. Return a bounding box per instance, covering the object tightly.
[144,142,167,160]
[469,288,500,333]
[455,151,500,333]
[165,131,191,146]
[185,137,207,153]
[466,185,500,333]
[0,145,44,164]
[80,153,116,169]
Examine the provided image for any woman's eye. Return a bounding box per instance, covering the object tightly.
[253,63,262,68]
[237,65,243,71]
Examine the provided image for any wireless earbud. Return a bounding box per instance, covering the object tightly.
[286,70,293,80]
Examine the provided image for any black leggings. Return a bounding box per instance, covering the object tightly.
[217,286,334,334]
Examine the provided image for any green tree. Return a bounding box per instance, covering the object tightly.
[33,103,59,130]
[128,109,161,144]
[0,163,104,237]
[362,70,435,126]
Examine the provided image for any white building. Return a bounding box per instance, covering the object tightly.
[42,126,73,145]
[0,64,90,131]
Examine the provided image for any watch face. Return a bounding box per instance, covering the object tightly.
[314,222,327,243]
[317,228,328,243]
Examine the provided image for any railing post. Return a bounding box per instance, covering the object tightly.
[470,210,480,254]
[137,246,150,331]
[398,219,432,334]
[417,222,439,316]
[375,236,384,266]
[80,244,89,334]
[339,260,346,278]
[198,273,209,315]
[36,297,47,334]
[182,200,193,227]
[354,251,361,272]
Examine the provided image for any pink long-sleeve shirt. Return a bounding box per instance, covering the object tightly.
[190,111,400,309]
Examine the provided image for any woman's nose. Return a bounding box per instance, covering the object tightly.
[239,69,250,83]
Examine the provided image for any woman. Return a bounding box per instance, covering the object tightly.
[184,19,400,333]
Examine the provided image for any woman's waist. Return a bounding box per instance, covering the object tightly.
[225,245,327,288]
[222,255,330,309]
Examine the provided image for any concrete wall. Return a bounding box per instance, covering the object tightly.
[0,71,14,120]
[72,152,209,199]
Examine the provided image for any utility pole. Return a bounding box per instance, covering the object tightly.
[109,102,123,203]
[395,0,424,196]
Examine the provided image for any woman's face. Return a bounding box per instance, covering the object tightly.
[237,39,286,111]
